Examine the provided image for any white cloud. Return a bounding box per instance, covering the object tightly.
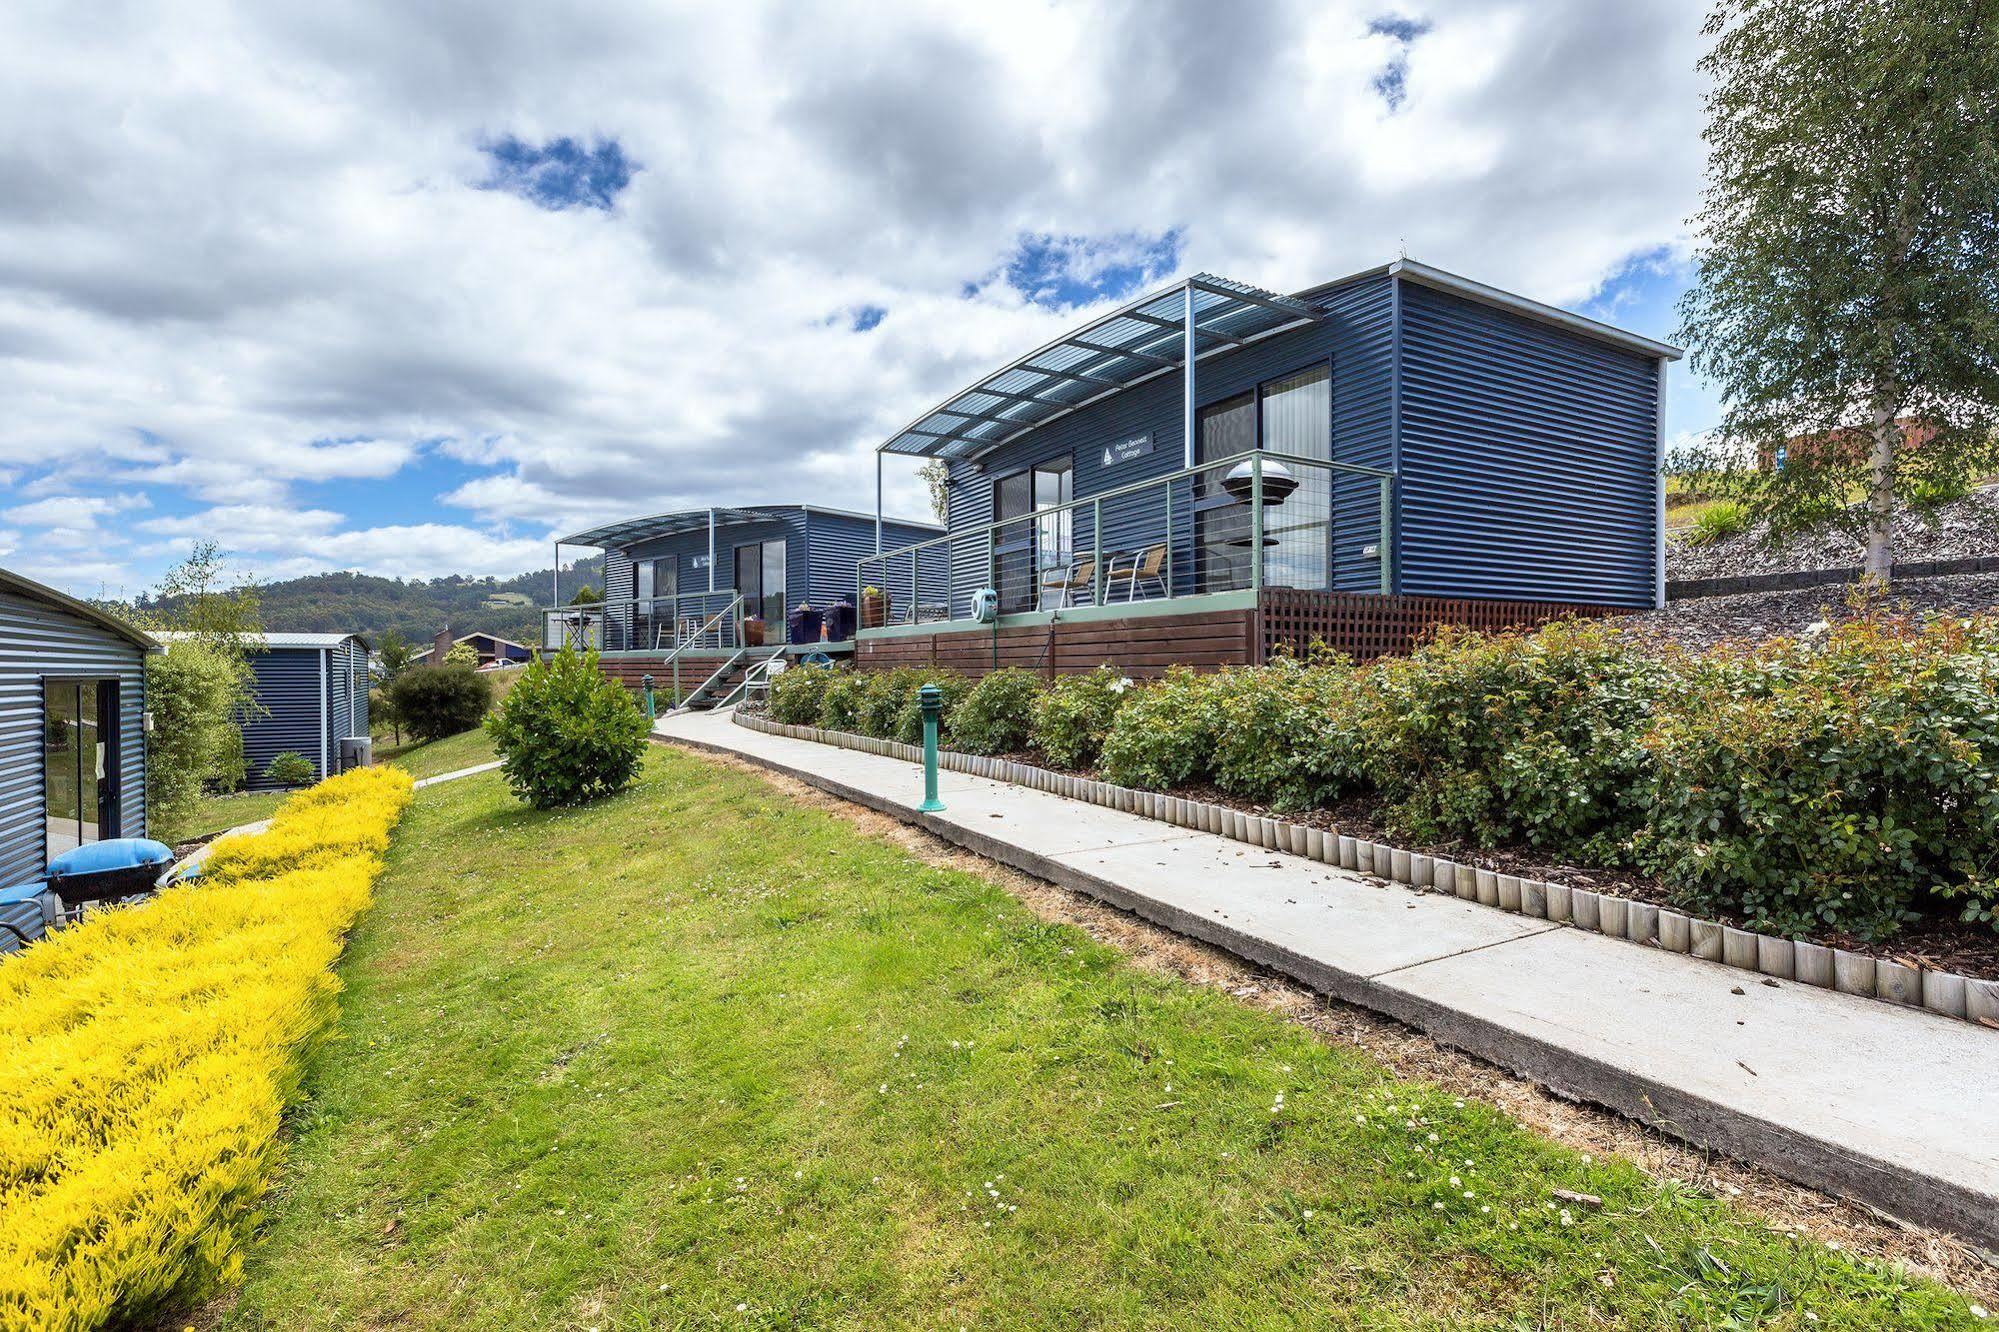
[0,0,1709,597]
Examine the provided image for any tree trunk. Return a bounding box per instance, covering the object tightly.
[1862,398,1898,585]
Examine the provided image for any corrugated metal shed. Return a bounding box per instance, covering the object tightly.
[0,568,155,886]
[159,630,372,787]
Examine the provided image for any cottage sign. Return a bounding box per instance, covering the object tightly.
[1101,432,1153,468]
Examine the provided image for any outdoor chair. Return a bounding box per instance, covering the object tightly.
[1037,557,1097,610]
[1104,544,1168,603]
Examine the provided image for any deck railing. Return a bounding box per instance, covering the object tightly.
[857,451,1393,628]
[542,589,745,654]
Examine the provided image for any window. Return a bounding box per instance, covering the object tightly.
[1192,362,1333,593]
[44,678,119,859]
[993,456,1073,612]
[1194,393,1257,592]
[734,540,786,625]
[1258,364,1331,590]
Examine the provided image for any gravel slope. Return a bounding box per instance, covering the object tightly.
[1668,483,1999,580]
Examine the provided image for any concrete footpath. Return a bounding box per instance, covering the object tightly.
[656,707,1999,1249]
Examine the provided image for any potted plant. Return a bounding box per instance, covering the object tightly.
[860,585,889,630]
[742,614,766,647]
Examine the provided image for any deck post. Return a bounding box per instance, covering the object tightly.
[875,452,884,555]
[707,509,716,592]
[1091,499,1103,605]
[1182,280,1196,469]
[1377,476,1393,596]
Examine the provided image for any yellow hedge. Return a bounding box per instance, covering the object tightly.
[0,764,413,1331]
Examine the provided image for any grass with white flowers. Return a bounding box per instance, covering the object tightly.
[212,747,1985,1330]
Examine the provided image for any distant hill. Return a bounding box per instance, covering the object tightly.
[131,556,604,648]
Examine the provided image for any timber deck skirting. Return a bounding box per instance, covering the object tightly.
[732,709,1999,1031]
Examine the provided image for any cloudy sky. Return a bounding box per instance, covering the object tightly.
[0,0,1716,600]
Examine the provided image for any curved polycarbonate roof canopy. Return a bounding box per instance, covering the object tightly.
[878,273,1322,461]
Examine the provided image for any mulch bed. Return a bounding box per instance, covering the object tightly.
[980,748,1999,983]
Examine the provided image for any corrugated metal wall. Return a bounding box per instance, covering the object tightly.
[0,589,148,885]
[240,647,326,788]
[806,510,945,610]
[1395,280,1661,607]
[937,273,1398,616]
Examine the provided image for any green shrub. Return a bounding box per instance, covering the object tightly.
[857,668,928,740]
[1211,661,1376,811]
[485,648,650,809]
[442,641,479,669]
[1099,667,1222,790]
[263,751,316,788]
[1030,666,1133,770]
[950,669,1045,755]
[894,673,972,745]
[818,670,872,733]
[1360,622,1673,864]
[1642,616,1999,939]
[768,663,836,725]
[144,637,255,842]
[1908,472,1973,512]
[1683,499,1749,546]
[387,664,493,743]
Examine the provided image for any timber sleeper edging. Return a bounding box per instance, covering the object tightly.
[730,711,1999,1031]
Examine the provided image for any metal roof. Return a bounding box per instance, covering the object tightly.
[0,567,161,653]
[878,261,1683,462]
[878,273,1323,460]
[158,630,369,651]
[1294,258,1685,362]
[558,503,942,550]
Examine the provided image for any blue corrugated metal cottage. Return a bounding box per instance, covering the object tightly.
[161,631,371,788]
[548,505,943,705]
[859,259,1681,675]
[0,568,160,888]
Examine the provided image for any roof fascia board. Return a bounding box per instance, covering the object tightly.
[1388,259,1684,361]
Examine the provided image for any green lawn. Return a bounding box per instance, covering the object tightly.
[372,726,497,780]
[180,789,290,841]
[215,748,1982,1330]
[183,730,497,841]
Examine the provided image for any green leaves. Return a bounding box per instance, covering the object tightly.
[485,647,649,810]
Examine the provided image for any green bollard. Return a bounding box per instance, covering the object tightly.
[918,683,945,812]
[641,673,656,721]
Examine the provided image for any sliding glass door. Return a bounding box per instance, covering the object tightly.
[44,678,118,859]
[994,456,1073,613]
[1192,362,1333,593]
[734,540,786,626]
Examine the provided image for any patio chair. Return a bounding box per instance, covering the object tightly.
[1104,544,1168,603]
[1038,557,1098,610]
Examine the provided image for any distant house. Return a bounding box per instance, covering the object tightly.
[0,567,160,886]
[1758,418,1940,471]
[429,629,533,669]
[160,631,371,788]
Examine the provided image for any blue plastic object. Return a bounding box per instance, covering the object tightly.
[46,838,174,906]
[47,838,173,879]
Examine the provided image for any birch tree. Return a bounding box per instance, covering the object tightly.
[1677,0,1999,581]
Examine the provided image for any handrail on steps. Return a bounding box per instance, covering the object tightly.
[661,593,743,705]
